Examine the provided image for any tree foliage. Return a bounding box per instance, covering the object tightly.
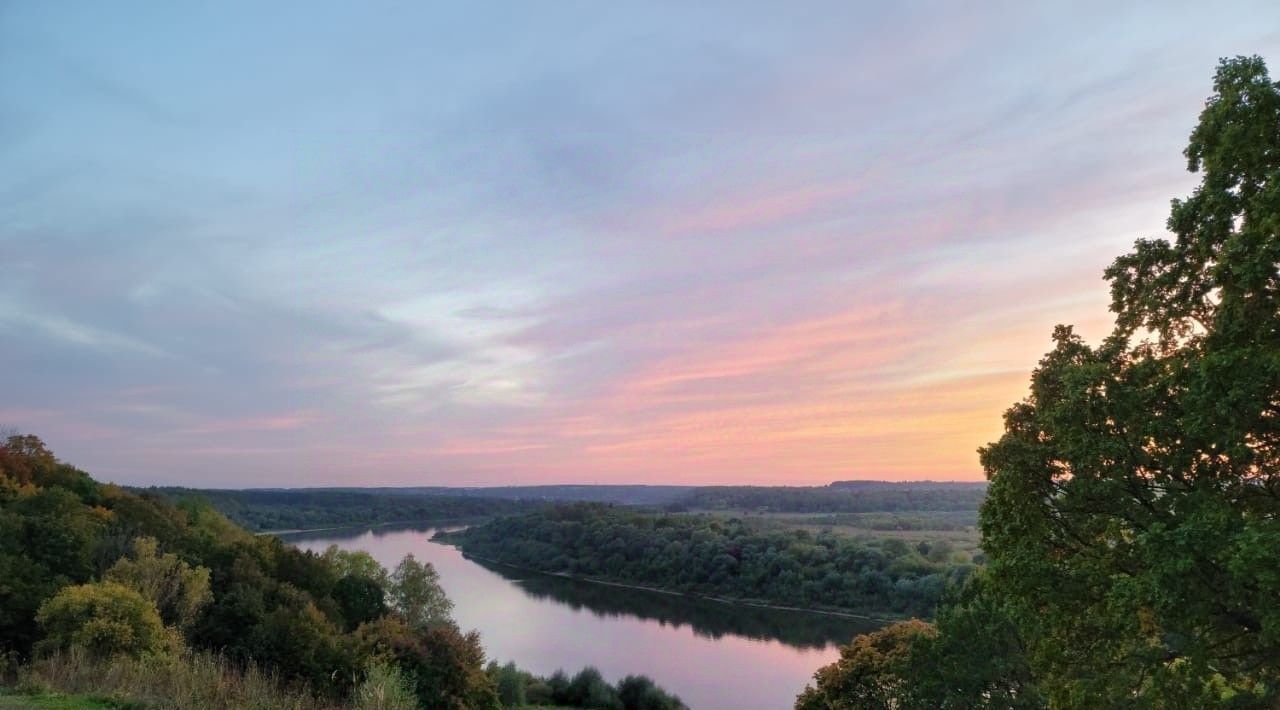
[322,545,391,588]
[334,574,389,630]
[796,619,935,710]
[978,55,1280,706]
[105,536,212,630]
[796,575,1041,709]
[797,55,1280,709]
[670,482,985,514]
[389,553,454,629]
[147,486,542,532]
[35,581,169,659]
[451,503,971,615]
[356,615,500,710]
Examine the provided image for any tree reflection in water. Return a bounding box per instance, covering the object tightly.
[468,556,886,650]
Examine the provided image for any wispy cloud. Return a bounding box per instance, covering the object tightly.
[0,1,1277,485]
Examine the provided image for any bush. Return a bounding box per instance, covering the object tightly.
[353,661,417,710]
[356,616,499,710]
[104,537,212,631]
[36,582,170,659]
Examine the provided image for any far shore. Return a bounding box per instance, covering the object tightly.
[258,518,479,537]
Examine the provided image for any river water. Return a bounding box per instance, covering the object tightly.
[285,524,884,710]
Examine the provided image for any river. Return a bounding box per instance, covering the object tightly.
[284,524,885,710]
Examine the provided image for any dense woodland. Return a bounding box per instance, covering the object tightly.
[445,504,974,617]
[0,435,685,710]
[667,483,986,514]
[145,487,544,532]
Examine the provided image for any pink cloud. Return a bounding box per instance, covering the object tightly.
[176,412,325,435]
[655,180,865,237]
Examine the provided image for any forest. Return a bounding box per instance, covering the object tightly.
[667,482,986,514]
[0,435,686,710]
[443,504,975,617]
[144,487,545,533]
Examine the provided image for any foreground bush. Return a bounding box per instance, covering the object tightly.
[35,583,169,660]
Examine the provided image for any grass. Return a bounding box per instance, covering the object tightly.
[16,648,421,710]
[17,649,340,710]
[0,691,129,709]
[686,508,983,554]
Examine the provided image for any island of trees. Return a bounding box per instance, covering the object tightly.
[442,503,974,617]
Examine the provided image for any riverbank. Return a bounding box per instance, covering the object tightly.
[257,516,483,537]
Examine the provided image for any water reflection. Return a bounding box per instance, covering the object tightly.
[470,556,881,650]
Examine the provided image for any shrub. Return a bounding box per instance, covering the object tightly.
[36,582,169,659]
[353,661,417,710]
[105,537,212,630]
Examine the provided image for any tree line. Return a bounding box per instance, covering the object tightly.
[668,483,986,514]
[151,482,990,530]
[144,487,544,532]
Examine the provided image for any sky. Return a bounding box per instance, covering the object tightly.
[2,2,1278,487]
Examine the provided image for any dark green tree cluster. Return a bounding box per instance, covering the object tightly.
[487,662,687,710]
[449,504,972,616]
[798,56,1280,708]
[145,487,542,532]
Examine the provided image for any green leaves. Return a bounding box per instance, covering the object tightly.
[104,536,212,631]
[35,582,169,659]
[388,554,453,629]
[978,55,1280,705]
[815,55,1280,710]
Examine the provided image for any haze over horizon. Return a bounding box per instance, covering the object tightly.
[2,2,1278,487]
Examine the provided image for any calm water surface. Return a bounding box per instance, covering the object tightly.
[286,525,884,710]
